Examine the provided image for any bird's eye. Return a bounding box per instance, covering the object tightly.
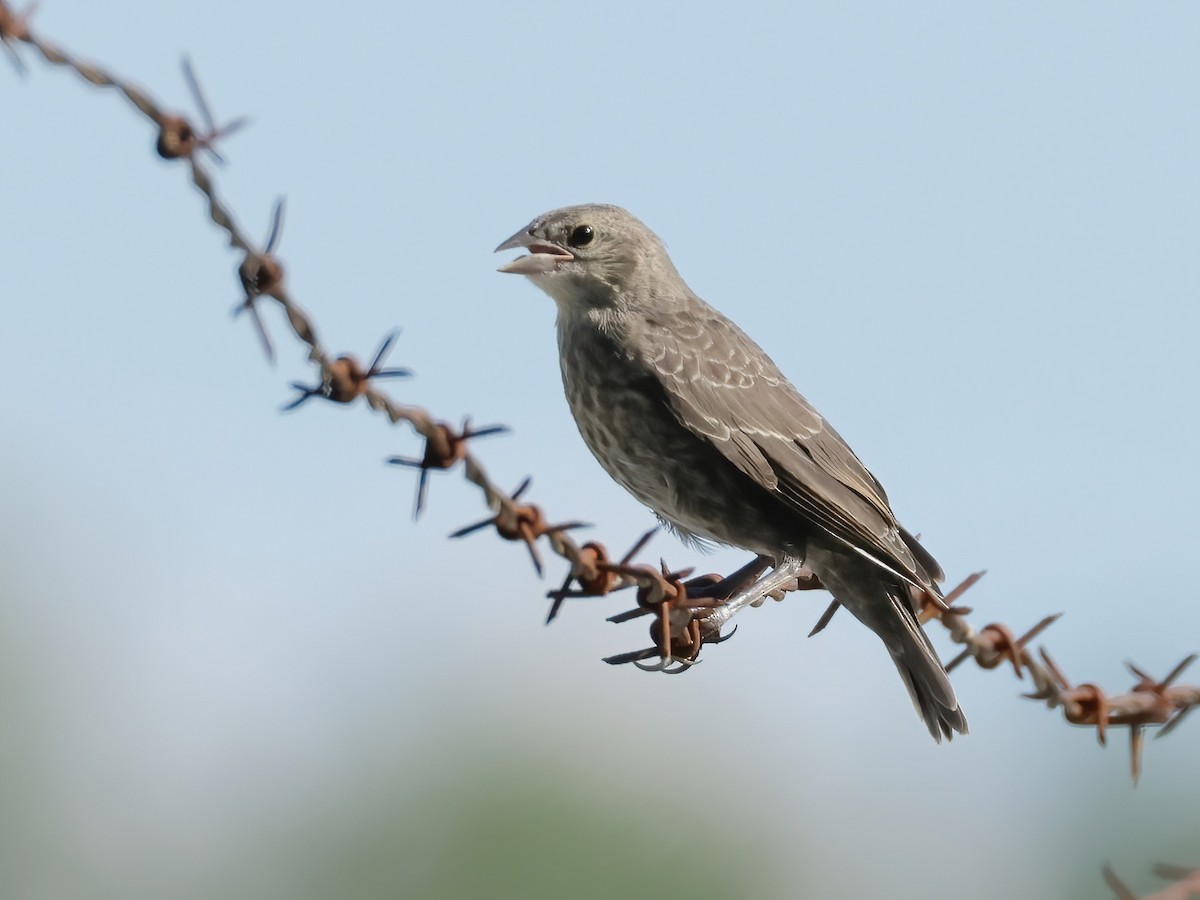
[568,225,594,248]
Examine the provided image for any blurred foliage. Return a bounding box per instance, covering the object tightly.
[0,564,770,898]
[293,758,769,900]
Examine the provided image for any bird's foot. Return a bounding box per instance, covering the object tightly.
[603,555,822,673]
[599,557,736,673]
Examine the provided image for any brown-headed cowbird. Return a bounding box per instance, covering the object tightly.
[497,204,965,741]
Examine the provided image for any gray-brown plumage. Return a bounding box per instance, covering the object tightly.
[496,204,966,741]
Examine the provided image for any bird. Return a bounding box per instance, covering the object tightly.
[495,204,966,741]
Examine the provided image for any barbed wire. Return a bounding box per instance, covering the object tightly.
[1104,863,1200,900]
[4,3,1196,792]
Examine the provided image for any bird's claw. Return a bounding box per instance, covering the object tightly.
[633,656,700,674]
[707,624,738,644]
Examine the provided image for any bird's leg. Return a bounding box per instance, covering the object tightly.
[686,555,773,603]
[701,557,814,633]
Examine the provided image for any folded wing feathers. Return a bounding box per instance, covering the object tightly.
[645,313,940,590]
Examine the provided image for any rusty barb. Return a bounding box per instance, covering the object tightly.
[1038,651,1199,783]
[156,57,249,164]
[9,1,1198,787]
[232,199,288,362]
[0,0,34,74]
[917,576,1199,783]
[1104,862,1200,900]
[448,477,588,577]
[544,528,658,624]
[388,417,508,519]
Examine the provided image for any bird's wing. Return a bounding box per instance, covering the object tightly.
[640,308,941,588]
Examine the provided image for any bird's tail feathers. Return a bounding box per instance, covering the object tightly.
[813,547,967,742]
[884,588,967,742]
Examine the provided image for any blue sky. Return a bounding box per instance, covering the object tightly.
[3,2,1199,897]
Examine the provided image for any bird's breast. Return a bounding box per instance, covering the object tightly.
[554,317,782,553]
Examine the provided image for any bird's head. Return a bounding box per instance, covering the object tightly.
[495,204,679,312]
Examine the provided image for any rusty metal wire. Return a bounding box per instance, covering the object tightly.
[6,1,1196,786]
[1104,863,1200,900]
[926,586,1199,783]
[3,0,652,635]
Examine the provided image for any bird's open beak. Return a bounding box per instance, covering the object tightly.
[495,227,574,275]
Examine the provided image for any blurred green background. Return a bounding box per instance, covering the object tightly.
[3,2,1199,898]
